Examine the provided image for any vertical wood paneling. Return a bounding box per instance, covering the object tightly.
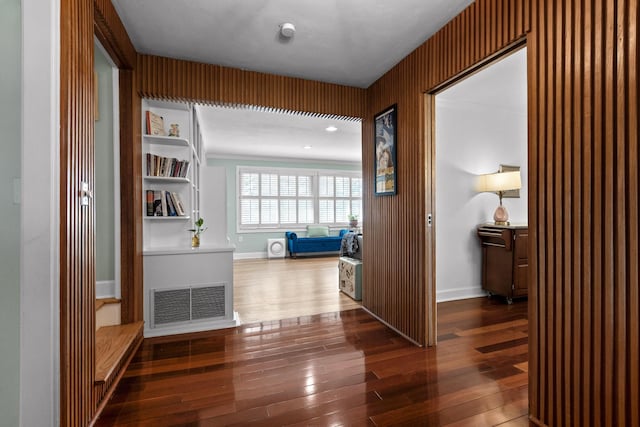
[60,1,142,425]
[365,0,528,345]
[136,55,366,119]
[365,1,637,422]
[527,0,638,425]
[60,0,95,425]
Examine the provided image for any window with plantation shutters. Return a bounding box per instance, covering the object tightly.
[237,167,361,231]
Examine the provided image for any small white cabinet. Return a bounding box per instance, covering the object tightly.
[143,247,238,338]
[339,257,362,300]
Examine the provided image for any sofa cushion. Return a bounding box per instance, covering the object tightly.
[306,225,329,237]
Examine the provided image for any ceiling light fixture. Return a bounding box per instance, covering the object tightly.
[280,22,296,38]
[325,126,338,132]
[303,145,312,149]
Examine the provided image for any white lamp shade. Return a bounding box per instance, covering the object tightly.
[476,170,522,193]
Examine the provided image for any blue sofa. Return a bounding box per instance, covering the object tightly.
[285,229,348,258]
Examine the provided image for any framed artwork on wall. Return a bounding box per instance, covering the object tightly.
[374,104,397,196]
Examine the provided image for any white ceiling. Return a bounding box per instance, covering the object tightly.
[111,0,473,88]
[196,105,363,163]
[112,0,477,164]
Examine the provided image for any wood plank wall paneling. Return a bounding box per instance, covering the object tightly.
[60,1,141,424]
[60,0,96,424]
[93,0,136,69]
[364,0,529,345]
[368,0,638,423]
[119,70,143,325]
[528,0,639,426]
[136,54,367,119]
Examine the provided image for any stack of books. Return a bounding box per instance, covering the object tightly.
[146,190,186,217]
[146,154,190,178]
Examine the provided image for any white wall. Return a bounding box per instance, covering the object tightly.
[21,0,60,424]
[94,45,116,283]
[435,48,527,302]
[1,0,22,424]
[200,165,228,246]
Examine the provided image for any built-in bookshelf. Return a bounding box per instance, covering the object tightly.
[142,99,201,249]
[141,101,237,338]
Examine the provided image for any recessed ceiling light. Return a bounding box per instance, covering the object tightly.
[325,126,338,132]
[303,145,312,149]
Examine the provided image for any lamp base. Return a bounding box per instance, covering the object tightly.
[493,205,509,225]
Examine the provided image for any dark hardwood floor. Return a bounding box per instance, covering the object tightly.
[96,297,528,426]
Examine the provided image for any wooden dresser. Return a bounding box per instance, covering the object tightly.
[477,224,528,304]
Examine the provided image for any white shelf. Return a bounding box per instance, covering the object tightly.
[144,216,190,221]
[143,245,235,256]
[144,176,190,183]
[142,99,198,249]
[143,134,189,146]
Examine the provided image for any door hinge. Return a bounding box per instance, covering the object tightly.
[80,181,93,206]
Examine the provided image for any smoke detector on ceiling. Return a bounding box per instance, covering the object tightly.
[280,23,296,38]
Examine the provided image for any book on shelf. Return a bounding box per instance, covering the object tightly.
[146,190,154,216]
[153,191,163,216]
[160,190,168,216]
[145,153,190,178]
[146,111,166,136]
[180,161,191,178]
[147,190,186,217]
[171,192,185,216]
[165,191,177,216]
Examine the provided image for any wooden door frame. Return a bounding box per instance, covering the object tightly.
[424,39,528,346]
[94,17,141,325]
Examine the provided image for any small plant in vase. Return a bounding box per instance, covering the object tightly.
[348,214,359,228]
[189,217,207,248]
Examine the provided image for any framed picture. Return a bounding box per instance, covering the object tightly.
[374,104,397,196]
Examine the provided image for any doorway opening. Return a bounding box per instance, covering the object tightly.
[194,104,364,324]
[94,39,122,326]
[425,43,528,344]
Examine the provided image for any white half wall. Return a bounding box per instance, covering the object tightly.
[435,48,527,302]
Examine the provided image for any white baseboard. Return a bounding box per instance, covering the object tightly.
[436,286,487,303]
[234,251,268,260]
[144,311,240,338]
[96,280,116,299]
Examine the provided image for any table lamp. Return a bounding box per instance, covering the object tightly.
[477,170,522,225]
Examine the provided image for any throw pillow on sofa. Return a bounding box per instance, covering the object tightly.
[306,225,329,237]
